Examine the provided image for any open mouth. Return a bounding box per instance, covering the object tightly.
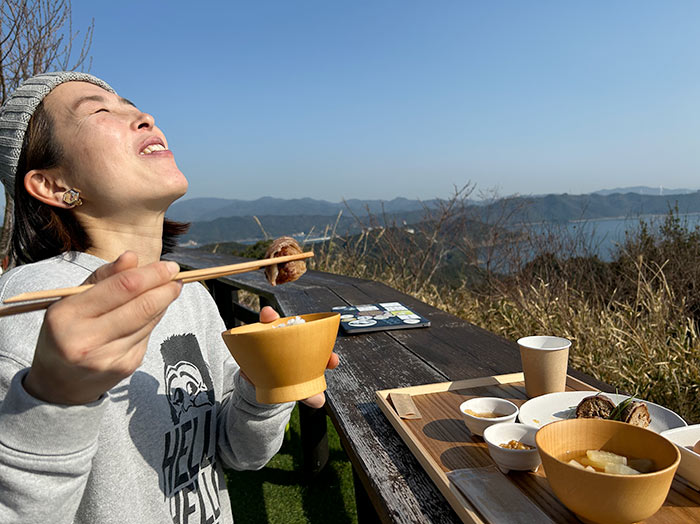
[141,143,168,155]
[139,137,169,155]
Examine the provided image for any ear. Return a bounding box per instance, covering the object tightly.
[24,169,74,209]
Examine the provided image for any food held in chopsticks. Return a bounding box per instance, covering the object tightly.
[575,393,651,428]
[264,236,307,286]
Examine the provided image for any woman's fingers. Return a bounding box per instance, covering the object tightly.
[71,260,180,318]
[301,392,326,409]
[90,279,183,342]
[25,259,186,406]
[327,352,339,370]
[260,306,280,323]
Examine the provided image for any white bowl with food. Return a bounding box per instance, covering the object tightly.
[459,397,519,437]
[660,424,700,491]
[483,422,541,473]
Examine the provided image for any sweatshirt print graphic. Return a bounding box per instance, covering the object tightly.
[160,334,222,524]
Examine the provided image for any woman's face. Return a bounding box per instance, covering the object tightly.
[42,81,188,218]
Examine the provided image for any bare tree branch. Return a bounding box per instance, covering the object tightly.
[0,0,94,268]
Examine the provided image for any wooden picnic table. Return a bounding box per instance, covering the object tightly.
[169,247,613,523]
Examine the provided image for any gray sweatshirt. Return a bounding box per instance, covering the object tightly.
[0,252,294,524]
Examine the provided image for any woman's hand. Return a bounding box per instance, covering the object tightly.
[259,306,339,409]
[23,251,183,405]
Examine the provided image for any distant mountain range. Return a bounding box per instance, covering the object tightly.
[4,186,698,245]
[166,196,442,222]
[592,186,696,196]
[170,187,700,245]
[167,186,698,223]
[181,210,428,244]
[474,190,700,225]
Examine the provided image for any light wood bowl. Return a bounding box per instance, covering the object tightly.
[535,418,680,524]
[221,312,340,404]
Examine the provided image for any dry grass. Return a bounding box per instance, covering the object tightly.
[428,269,700,424]
[310,203,700,425]
[237,289,261,312]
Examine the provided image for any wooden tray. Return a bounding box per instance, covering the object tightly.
[376,372,700,523]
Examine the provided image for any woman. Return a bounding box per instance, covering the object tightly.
[0,72,336,524]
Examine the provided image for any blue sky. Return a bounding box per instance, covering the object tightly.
[61,2,700,201]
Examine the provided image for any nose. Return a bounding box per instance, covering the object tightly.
[134,111,155,130]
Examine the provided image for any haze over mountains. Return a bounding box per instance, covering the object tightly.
[167,187,697,223]
[166,196,442,222]
[592,186,696,196]
[164,186,700,245]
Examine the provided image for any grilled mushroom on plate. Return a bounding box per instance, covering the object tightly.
[620,401,651,428]
[575,394,616,419]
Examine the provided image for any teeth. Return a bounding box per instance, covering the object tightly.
[141,143,167,155]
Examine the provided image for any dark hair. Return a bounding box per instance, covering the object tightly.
[10,101,189,265]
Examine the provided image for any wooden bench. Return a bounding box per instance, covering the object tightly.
[169,247,612,523]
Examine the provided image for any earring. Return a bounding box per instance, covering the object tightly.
[62,188,83,207]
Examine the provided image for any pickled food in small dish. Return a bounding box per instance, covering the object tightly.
[499,439,534,450]
[462,409,505,418]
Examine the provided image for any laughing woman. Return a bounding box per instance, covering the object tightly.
[0,72,335,524]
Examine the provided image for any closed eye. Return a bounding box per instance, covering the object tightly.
[94,108,109,113]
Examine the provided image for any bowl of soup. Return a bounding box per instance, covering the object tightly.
[221,312,340,404]
[535,418,680,524]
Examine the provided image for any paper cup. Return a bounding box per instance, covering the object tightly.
[517,336,571,398]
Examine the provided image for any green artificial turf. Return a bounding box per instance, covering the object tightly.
[226,405,358,524]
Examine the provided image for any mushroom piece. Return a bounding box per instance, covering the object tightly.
[264,236,307,286]
[620,401,651,428]
[575,394,616,419]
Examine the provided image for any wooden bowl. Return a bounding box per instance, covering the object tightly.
[221,312,340,404]
[535,418,680,524]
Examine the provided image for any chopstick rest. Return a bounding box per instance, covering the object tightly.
[391,393,422,420]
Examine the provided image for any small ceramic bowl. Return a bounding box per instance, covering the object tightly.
[483,422,541,474]
[661,424,700,491]
[459,397,519,437]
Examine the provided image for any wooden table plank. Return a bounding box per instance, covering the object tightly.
[326,333,460,523]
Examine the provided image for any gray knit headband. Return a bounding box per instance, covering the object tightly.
[0,71,115,199]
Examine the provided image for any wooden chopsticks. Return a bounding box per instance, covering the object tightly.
[0,251,313,317]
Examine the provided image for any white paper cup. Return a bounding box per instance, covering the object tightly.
[517,336,571,398]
